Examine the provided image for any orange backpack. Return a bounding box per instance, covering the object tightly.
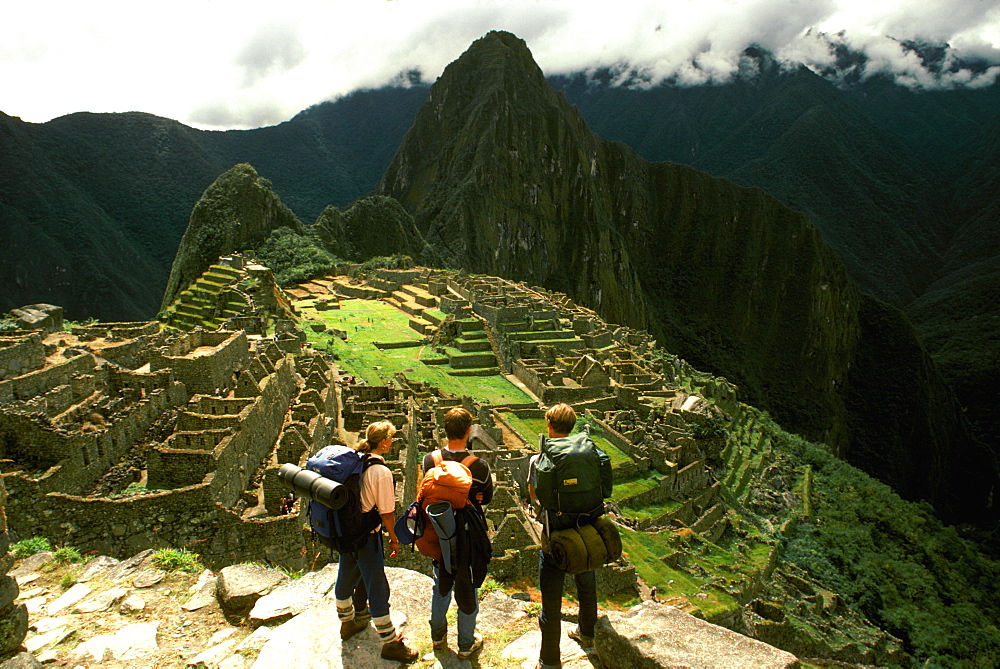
[414,450,477,561]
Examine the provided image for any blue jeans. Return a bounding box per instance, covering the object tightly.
[334,533,391,619]
[429,563,480,651]
[538,549,597,667]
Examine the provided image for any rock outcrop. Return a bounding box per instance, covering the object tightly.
[597,602,799,668]
[0,478,28,655]
[161,163,304,310]
[7,549,806,668]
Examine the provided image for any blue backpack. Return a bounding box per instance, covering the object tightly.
[306,445,383,553]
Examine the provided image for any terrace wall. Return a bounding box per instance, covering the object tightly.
[0,333,45,382]
[0,354,96,404]
[149,331,248,396]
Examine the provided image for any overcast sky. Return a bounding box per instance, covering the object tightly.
[3,0,998,130]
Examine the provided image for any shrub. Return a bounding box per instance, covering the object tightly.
[59,571,79,590]
[151,548,203,573]
[11,537,52,559]
[255,226,342,286]
[479,576,502,598]
[53,546,84,564]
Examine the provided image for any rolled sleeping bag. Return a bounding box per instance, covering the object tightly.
[576,522,609,572]
[426,501,457,573]
[277,463,349,510]
[592,516,622,562]
[549,527,589,574]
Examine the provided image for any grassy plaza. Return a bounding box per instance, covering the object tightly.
[296,298,533,405]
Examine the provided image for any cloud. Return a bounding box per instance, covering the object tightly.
[236,20,307,89]
[1,0,998,130]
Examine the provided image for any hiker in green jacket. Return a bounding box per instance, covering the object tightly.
[528,404,599,668]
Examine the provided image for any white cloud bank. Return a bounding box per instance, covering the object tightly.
[2,0,998,130]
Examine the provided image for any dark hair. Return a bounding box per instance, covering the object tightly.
[358,420,396,453]
[545,403,576,435]
[444,407,473,440]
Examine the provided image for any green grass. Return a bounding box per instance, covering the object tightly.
[151,548,204,573]
[298,299,533,405]
[619,498,683,521]
[497,412,547,444]
[611,473,661,502]
[497,413,632,466]
[11,536,52,558]
[53,546,84,564]
[619,527,738,619]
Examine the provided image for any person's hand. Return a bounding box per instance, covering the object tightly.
[389,539,399,558]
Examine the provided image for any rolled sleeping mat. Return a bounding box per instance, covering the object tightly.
[426,501,457,573]
[592,516,622,562]
[277,463,349,510]
[576,522,609,572]
[549,527,590,574]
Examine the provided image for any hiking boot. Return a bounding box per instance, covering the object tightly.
[431,634,448,651]
[568,626,596,654]
[340,617,368,640]
[380,638,418,663]
[355,607,372,624]
[457,633,483,660]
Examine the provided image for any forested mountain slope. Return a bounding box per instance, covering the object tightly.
[374,31,993,522]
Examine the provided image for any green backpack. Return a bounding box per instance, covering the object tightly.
[534,425,613,531]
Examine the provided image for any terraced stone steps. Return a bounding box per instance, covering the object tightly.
[162,264,245,331]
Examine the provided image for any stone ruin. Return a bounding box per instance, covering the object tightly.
[1,262,738,596]
[0,319,341,569]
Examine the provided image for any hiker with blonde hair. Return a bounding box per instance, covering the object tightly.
[333,420,417,663]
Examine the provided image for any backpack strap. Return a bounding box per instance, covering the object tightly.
[459,454,478,469]
[431,449,444,467]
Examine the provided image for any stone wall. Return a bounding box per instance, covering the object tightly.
[97,335,158,370]
[0,353,96,404]
[4,475,309,568]
[0,381,187,493]
[0,475,28,654]
[150,330,249,396]
[0,333,45,382]
[72,321,160,339]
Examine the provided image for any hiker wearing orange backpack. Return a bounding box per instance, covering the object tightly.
[418,407,493,660]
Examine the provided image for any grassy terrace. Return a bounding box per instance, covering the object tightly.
[296,298,533,405]
[497,411,632,465]
[620,525,774,621]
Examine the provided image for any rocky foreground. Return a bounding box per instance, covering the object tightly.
[4,550,798,668]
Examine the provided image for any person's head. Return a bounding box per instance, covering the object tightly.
[444,407,473,441]
[358,420,396,454]
[545,403,577,437]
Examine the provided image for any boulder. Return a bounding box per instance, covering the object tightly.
[132,568,166,588]
[120,594,146,614]
[500,620,588,667]
[217,564,289,618]
[45,582,91,615]
[186,639,237,668]
[249,564,337,627]
[104,549,155,583]
[70,621,160,663]
[182,569,218,612]
[0,603,28,654]
[596,603,799,668]
[11,304,63,332]
[252,567,430,669]
[77,555,120,582]
[24,624,71,654]
[0,652,44,669]
[74,585,130,614]
[10,552,54,578]
[0,574,18,609]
